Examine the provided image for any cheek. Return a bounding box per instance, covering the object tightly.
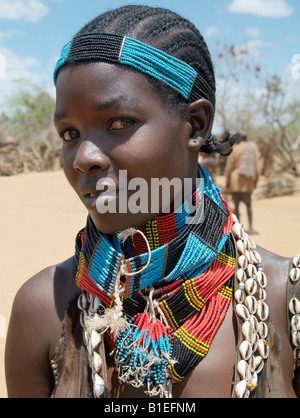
[144,125,189,175]
[62,147,77,187]
[124,121,187,170]
[118,139,168,180]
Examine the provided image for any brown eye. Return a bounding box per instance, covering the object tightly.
[109,118,135,130]
[60,129,80,141]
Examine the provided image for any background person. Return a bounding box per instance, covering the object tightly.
[225,134,259,234]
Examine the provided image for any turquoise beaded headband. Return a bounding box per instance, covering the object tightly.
[53,33,215,107]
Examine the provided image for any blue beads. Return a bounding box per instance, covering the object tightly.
[120,37,196,99]
[53,40,71,84]
[114,322,173,388]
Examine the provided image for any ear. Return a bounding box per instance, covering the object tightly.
[186,99,214,150]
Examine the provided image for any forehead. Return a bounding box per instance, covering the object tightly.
[55,62,161,112]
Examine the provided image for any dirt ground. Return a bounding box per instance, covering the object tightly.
[1,170,299,398]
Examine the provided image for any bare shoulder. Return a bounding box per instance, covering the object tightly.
[257,245,291,290]
[257,244,291,266]
[10,257,78,326]
[5,257,78,397]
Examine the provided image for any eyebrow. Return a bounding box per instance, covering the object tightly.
[54,95,140,123]
[93,95,140,112]
[54,111,67,123]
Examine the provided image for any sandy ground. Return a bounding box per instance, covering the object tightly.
[0,170,299,398]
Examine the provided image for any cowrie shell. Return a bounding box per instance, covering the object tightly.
[245,250,254,264]
[237,360,250,380]
[249,314,258,332]
[251,333,259,352]
[292,255,300,268]
[236,304,250,321]
[235,289,245,304]
[291,314,300,331]
[246,264,257,279]
[238,255,248,270]
[289,297,300,315]
[232,213,239,223]
[248,236,256,250]
[80,310,87,327]
[292,331,300,347]
[90,330,102,350]
[250,371,258,387]
[244,295,257,314]
[257,300,269,321]
[235,380,248,398]
[237,268,246,282]
[83,329,89,346]
[237,240,245,255]
[232,222,243,239]
[258,288,266,301]
[93,373,105,398]
[257,271,267,288]
[92,296,102,313]
[255,357,264,374]
[257,339,269,359]
[258,321,268,339]
[245,278,257,296]
[77,292,88,310]
[249,355,263,373]
[294,347,300,360]
[289,268,300,283]
[239,340,252,360]
[242,321,255,342]
[92,352,103,374]
[252,250,261,264]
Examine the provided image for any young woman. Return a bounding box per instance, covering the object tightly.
[5,5,300,398]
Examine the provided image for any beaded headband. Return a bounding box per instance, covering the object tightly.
[53,33,215,107]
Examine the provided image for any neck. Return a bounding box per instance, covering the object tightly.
[114,170,203,257]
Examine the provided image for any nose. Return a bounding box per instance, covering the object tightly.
[73,139,110,173]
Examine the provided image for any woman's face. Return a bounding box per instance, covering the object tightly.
[55,62,199,233]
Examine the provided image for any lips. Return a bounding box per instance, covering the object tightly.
[81,179,116,197]
[80,178,119,211]
[83,192,101,210]
[82,187,102,203]
[84,191,101,198]
[83,191,102,206]
[83,190,117,212]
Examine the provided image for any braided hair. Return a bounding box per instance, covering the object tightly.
[71,5,239,156]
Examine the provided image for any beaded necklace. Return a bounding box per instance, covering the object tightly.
[74,167,235,397]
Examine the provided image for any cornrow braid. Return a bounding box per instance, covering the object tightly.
[200,131,241,157]
[64,5,239,155]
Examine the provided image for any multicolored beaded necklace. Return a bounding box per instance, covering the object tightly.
[73,166,236,396]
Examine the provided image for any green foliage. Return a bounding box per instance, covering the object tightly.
[8,79,54,143]
[265,74,282,95]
